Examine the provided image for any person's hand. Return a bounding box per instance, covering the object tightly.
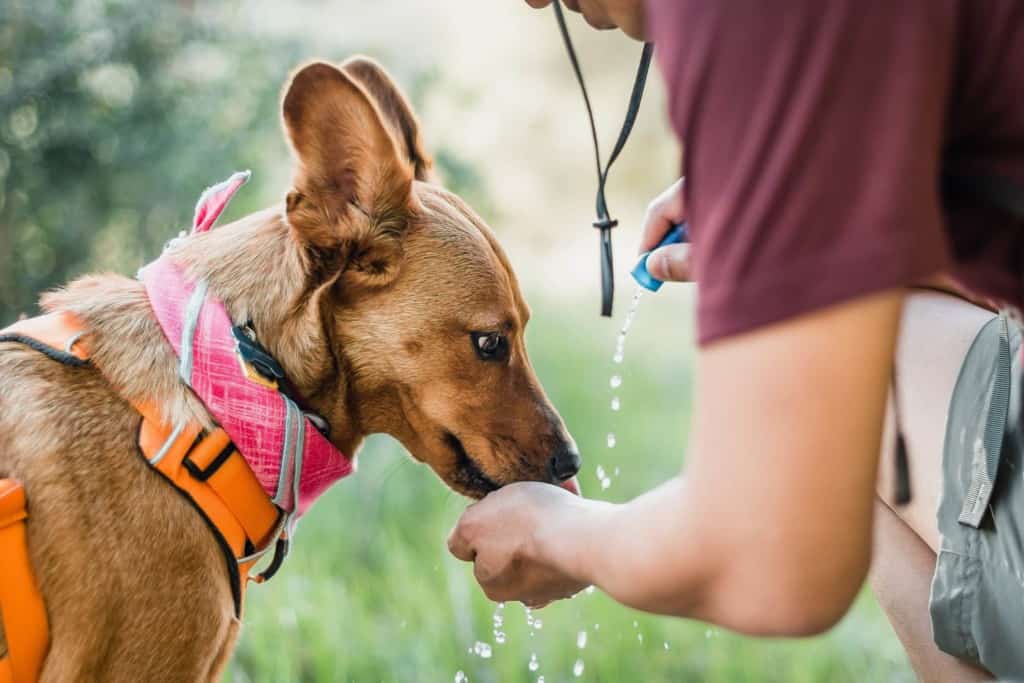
[447,482,606,607]
[522,1,646,41]
[638,177,690,282]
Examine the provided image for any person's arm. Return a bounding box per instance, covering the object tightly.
[449,289,902,634]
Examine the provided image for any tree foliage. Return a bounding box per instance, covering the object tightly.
[0,0,299,319]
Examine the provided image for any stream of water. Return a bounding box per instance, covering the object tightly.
[458,286,649,682]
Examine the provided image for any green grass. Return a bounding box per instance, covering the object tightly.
[226,289,912,682]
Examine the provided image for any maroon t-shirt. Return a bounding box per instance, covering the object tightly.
[646,0,1024,344]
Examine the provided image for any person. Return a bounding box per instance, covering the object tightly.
[446,1,1024,679]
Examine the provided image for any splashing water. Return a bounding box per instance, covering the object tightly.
[472,641,492,659]
[455,672,467,683]
[492,602,505,645]
[528,653,540,672]
[573,659,585,677]
[612,287,644,365]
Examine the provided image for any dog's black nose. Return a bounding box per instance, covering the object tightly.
[549,445,582,482]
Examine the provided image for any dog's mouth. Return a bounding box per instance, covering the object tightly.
[443,431,501,498]
[441,431,581,499]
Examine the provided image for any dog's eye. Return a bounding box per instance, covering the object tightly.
[471,332,508,361]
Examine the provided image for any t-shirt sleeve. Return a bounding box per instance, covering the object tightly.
[646,0,954,344]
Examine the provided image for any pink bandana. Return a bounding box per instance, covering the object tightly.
[140,171,354,517]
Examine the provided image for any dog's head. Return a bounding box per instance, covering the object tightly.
[278,58,579,498]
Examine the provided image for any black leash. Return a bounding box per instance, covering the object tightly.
[551,1,655,317]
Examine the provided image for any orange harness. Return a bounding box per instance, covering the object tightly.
[0,312,286,683]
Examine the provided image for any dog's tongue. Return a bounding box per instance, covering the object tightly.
[560,477,581,496]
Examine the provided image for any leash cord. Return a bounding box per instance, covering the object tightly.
[551,0,655,317]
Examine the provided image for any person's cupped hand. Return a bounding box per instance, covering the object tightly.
[447,482,602,607]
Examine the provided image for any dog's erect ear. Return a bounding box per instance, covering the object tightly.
[282,61,413,286]
[340,56,433,182]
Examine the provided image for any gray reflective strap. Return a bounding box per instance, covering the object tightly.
[959,314,1012,527]
[285,416,306,539]
[178,279,209,385]
[149,422,186,466]
[273,396,296,507]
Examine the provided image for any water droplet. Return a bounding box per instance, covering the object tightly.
[528,653,539,672]
[537,677,545,683]
[704,628,713,639]
[663,641,670,650]
[495,631,506,644]
[585,586,596,595]
[577,630,588,649]
[455,671,468,683]
[610,396,621,411]
[534,618,543,630]
[632,620,638,628]
[637,633,644,643]
[606,433,617,449]
[600,477,611,490]
[594,622,600,630]
[613,351,624,364]
[596,465,606,479]
[473,641,492,658]
[497,602,505,609]
[493,614,504,628]
[573,659,585,677]
[610,375,622,389]
[613,467,620,476]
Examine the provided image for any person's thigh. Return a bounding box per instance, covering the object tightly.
[877,291,997,549]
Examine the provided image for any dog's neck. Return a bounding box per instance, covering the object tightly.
[44,207,365,459]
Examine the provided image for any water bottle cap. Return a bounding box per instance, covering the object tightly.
[631,253,664,292]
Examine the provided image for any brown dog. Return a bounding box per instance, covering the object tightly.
[0,57,579,681]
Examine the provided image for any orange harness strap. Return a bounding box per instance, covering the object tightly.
[134,404,283,611]
[0,313,286,680]
[0,480,49,683]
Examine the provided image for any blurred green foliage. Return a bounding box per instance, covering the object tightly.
[0,0,302,319]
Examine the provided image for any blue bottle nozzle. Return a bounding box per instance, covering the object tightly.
[631,222,689,292]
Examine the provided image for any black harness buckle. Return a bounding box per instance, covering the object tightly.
[231,324,286,390]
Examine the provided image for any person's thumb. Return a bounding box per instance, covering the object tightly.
[646,243,692,282]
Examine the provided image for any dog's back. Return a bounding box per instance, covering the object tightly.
[0,310,238,681]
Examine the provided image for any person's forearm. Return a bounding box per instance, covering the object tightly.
[537,476,712,618]
[538,471,866,636]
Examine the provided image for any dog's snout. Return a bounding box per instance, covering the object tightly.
[548,444,582,482]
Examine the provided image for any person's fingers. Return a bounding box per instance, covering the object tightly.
[446,521,476,562]
[646,243,692,282]
[524,0,552,8]
[638,178,686,254]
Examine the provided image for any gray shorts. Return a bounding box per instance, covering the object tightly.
[931,312,1024,679]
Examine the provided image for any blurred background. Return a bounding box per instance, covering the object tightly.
[1,1,912,680]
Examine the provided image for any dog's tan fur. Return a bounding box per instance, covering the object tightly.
[0,58,576,681]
